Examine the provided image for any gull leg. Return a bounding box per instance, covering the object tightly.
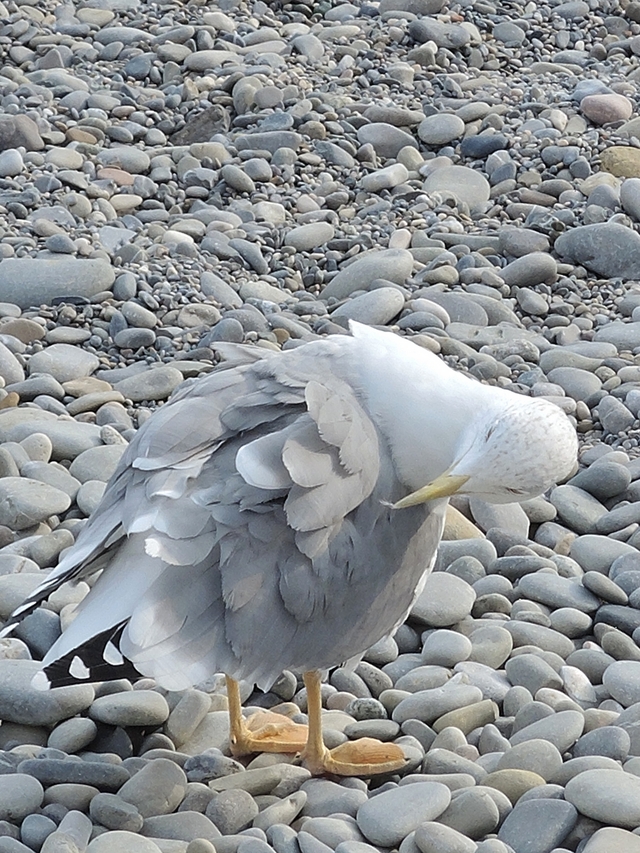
[226,675,308,757]
[300,670,408,777]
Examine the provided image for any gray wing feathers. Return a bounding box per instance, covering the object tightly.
[16,340,436,691]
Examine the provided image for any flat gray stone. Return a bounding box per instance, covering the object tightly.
[417,114,465,147]
[0,259,114,308]
[510,710,585,751]
[141,811,220,843]
[321,250,414,301]
[565,768,640,828]
[501,253,557,288]
[438,788,500,840]
[206,790,259,834]
[496,739,563,782]
[0,774,44,822]
[573,726,631,761]
[392,682,483,725]
[570,535,638,573]
[582,827,640,852]
[570,460,632,500]
[505,654,563,695]
[546,367,602,402]
[423,165,490,213]
[68,445,125,484]
[28,344,99,383]
[550,485,607,534]
[356,783,450,847]
[331,288,405,326]
[517,573,600,613]
[414,822,476,853]
[114,366,184,402]
[87,832,162,853]
[410,573,476,626]
[89,690,170,726]
[356,124,417,158]
[555,223,640,279]
[594,321,640,351]
[497,799,577,853]
[285,223,335,252]
[0,660,93,726]
[602,660,640,707]
[621,178,640,221]
[0,477,71,530]
[119,759,187,818]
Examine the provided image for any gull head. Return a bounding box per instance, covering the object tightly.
[395,396,578,508]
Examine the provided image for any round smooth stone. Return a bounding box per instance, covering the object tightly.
[482,769,546,805]
[423,165,490,213]
[438,788,500,839]
[496,739,563,783]
[302,780,367,818]
[497,799,577,853]
[573,727,630,761]
[118,759,187,818]
[0,774,44,821]
[410,574,476,626]
[89,690,169,726]
[582,826,640,852]
[87,831,162,853]
[414,822,476,853]
[509,710,585,753]
[417,115,465,147]
[284,223,334,252]
[421,630,472,667]
[565,768,640,828]
[356,783,451,846]
[602,660,640,707]
[468,625,513,669]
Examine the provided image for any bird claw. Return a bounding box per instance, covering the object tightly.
[301,737,408,777]
[230,710,308,756]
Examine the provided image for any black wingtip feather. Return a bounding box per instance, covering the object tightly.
[43,622,140,688]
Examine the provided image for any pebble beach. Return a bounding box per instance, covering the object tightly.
[4,0,640,851]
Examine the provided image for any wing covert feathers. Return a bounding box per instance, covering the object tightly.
[4,337,435,691]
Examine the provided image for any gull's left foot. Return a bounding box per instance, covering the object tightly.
[301,737,408,777]
[229,710,308,757]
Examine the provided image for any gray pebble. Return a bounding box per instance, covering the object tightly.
[331,288,404,327]
[438,787,500,839]
[510,710,585,752]
[142,810,220,842]
[356,783,450,847]
[321,250,413,301]
[90,793,144,832]
[602,660,640,707]
[392,680,482,725]
[497,799,577,853]
[573,726,630,761]
[118,759,187,817]
[0,259,114,309]
[410,573,475,626]
[414,822,476,853]
[565,768,640,828]
[0,775,44,822]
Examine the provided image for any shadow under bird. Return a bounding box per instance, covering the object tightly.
[2,322,578,775]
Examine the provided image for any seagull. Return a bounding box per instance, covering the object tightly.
[2,323,578,776]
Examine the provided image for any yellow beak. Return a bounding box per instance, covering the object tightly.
[393,474,470,509]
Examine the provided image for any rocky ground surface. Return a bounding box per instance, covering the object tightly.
[4,0,640,850]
